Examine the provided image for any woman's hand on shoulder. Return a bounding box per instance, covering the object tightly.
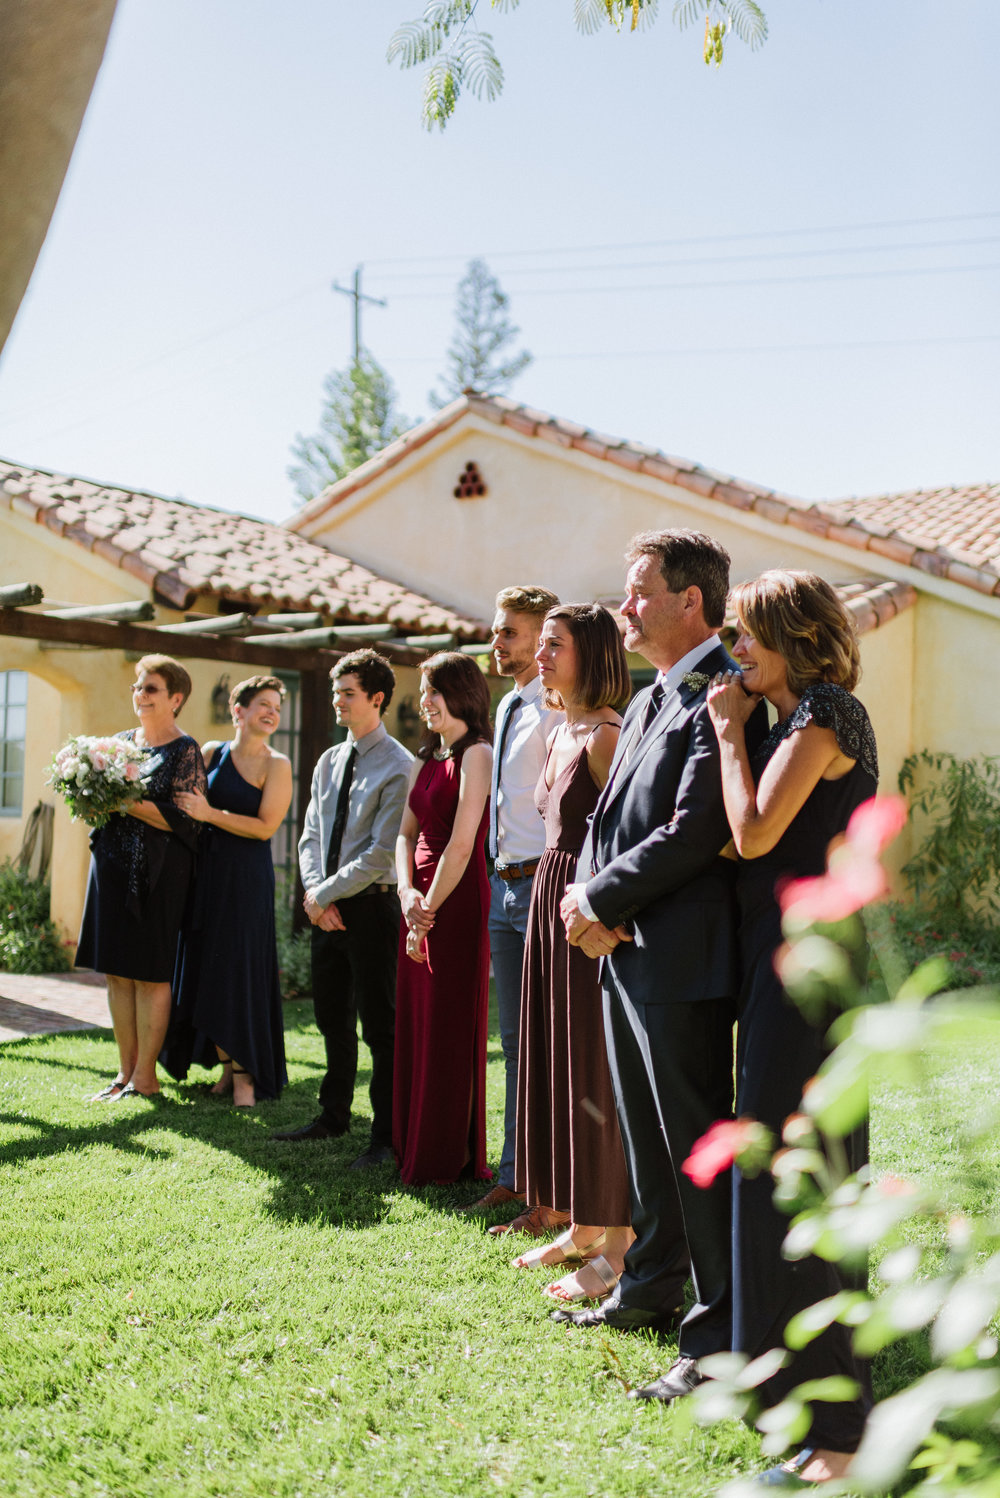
[200,740,223,768]
[707,671,762,737]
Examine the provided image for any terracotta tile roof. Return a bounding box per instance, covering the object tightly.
[818,483,1000,596]
[290,394,999,603]
[831,576,918,636]
[598,578,917,641]
[1,458,485,637]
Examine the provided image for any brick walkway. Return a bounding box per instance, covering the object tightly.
[0,970,110,1044]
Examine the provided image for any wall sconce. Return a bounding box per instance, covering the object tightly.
[211,675,231,724]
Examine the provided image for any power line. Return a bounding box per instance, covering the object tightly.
[389,260,1000,300]
[364,211,1000,268]
[386,332,1000,365]
[371,235,1000,285]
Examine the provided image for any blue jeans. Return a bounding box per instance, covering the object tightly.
[488,871,534,1190]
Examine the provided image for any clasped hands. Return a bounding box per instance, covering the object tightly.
[400,887,434,965]
[303,887,345,932]
[560,884,632,960]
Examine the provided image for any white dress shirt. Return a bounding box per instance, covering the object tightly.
[491,672,562,865]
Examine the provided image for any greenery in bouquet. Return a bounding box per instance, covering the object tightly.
[678,797,1000,1496]
[48,734,151,830]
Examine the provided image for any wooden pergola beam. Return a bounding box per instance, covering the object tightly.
[0,607,434,672]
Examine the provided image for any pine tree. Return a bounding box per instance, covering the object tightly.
[430,259,532,409]
[288,351,408,503]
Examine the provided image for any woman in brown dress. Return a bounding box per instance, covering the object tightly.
[514,603,634,1303]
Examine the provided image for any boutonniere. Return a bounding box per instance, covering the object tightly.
[681,671,711,693]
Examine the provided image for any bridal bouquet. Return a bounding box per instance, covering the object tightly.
[48,735,151,829]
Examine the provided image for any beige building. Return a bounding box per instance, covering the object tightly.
[0,459,482,942]
[290,392,1000,868]
[5,396,998,947]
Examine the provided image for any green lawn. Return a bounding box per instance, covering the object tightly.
[1,992,997,1498]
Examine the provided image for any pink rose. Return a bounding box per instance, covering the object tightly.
[682,1118,772,1189]
[91,752,107,772]
[124,762,140,782]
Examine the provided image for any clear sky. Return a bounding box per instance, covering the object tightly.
[1,0,997,525]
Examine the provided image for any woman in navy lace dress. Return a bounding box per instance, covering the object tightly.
[706,571,878,1488]
[77,655,206,1101]
[166,676,292,1107]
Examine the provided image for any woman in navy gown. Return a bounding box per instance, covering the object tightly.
[393,653,493,1185]
[165,676,292,1106]
[706,571,878,1489]
[78,654,206,1101]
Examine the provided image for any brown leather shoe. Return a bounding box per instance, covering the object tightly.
[457,1184,525,1214]
[487,1204,572,1238]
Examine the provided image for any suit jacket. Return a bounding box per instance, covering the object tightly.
[580,642,766,1007]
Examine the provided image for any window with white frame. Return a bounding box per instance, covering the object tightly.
[0,671,27,815]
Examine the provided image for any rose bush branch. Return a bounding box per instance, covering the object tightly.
[679,795,1000,1493]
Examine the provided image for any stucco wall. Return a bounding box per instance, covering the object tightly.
[297,420,877,619]
[2,510,425,945]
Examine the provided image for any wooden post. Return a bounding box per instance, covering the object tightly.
[294,665,332,932]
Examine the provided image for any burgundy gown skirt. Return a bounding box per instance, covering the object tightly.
[516,744,630,1224]
[392,753,491,1186]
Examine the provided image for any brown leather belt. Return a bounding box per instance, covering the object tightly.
[494,859,540,882]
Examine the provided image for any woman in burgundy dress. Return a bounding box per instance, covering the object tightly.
[514,603,634,1304]
[393,652,493,1186]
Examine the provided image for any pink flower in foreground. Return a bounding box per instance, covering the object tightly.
[779,860,888,925]
[845,795,908,858]
[877,1173,917,1197]
[124,762,140,782]
[682,1118,767,1189]
[779,795,906,926]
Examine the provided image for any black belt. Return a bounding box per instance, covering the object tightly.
[494,859,540,882]
[339,883,394,901]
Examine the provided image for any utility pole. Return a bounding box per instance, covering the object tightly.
[331,265,386,362]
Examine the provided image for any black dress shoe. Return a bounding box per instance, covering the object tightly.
[551,1301,684,1331]
[628,1355,704,1403]
[348,1143,396,1171]
[271,1118,346,1142]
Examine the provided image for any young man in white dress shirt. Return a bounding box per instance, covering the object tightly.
[274,650,413,1169]
[462,585,566,1235]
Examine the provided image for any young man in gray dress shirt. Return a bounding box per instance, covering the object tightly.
[274,650,413,1169]
[461,584,566,1234]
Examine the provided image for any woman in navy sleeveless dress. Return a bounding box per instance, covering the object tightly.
[393,653,493,1186]
[513,604,632,1304]
[707,571,878,1487]
[164,677,292,1105]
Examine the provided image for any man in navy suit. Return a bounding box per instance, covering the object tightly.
[558,529,764,1406]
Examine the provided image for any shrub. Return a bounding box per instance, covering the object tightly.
[898,750,1000,931]
[0,860,71,974]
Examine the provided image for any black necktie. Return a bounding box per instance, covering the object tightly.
[489,692,522,859]
[624,681,665,765]
[326,745,357,875]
